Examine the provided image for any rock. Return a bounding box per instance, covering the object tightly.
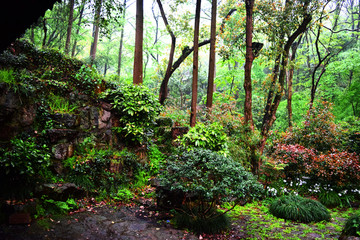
[37,183,86,201]
[52,143,74,160]
[51,113,78,128]
[8,212,31,225]
[46,129,78,143]
[99,100,112,111]
[101,110,111,122]
[171,126,189,140]
[19,104,36,126]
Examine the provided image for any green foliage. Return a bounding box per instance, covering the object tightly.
[101,84,162,145]
[0,137,51,199]
[282,101,342,153]
[112,188,134,203]
[177,122,229,155]
[342,212,360,237]
[159,148,263,233]
[35,196,78,218]
[64,147,140,193]
[173,206,231,234]
[73,65,103,96]
[318,191,342,208]
[48,93,77,114]
[269,195,331,223]
[0,69,16,85]
[147,144,166,176]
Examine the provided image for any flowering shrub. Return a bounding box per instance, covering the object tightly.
[272,144,360,188]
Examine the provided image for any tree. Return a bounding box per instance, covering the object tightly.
[157,0,176,105]
[71,0,86,57]
[244,0,255,129]
[206,0,217,110]
[256,0,318,173]
[133,0,143,85]
[190,0,202,127]
[90,0,103,64]
[117,0,127,77]
[65,0,75,55]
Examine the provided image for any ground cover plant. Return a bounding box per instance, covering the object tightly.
[269,195,331,223]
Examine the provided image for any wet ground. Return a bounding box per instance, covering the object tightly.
[1,200,359,240]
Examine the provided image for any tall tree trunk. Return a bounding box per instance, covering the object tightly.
[190,0,201,127]
[286,37,302,129]
[133,0,144,85]
[117,0,127,77]
[71,0,85,57]
[42,17,47,48]
[259,13,312,157]
[206,0,217,110]
[244,0,255,130]
[90,0,102,64]
[157,0,176,105]
[65,0,75,55]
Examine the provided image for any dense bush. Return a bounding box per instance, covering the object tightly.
[281,101,342,153]
[0,137,51,199]
[271,144,360,188]
[269,195,331,223]
[158,148,263,233]
[177,122,229,155]
[101,84,162,145]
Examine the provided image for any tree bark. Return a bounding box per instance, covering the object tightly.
[190,0,201,127]
[133,0,144,85]
[206,0,217,110]
[259,13,312,156]
[158,8,237,104]
[286,37,302,129]
[71,0,85,57]
[42,17,47,48]
[117,0,127,77]
[65,0,75,55]
[244,0,255,130]
[90,0,102,64]
[157,0,176,105]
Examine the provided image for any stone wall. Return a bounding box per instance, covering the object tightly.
[0,83,118,162]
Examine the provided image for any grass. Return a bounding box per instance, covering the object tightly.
[48,93,77,114]
[222,200,358,239]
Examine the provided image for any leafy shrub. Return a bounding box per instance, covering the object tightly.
[199,96,261,168]
[0,137,51,199]
[177,122,228,155]
[158,148,263,233]
[272,144,360,188]
[147,144,166,176]
[269,195,331,223]
[100,84,162,145]
[35,197,78,218]
[73,65,103,95]
[341,212,360,237]
[281,101,342,153]
[112,188,134,203]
